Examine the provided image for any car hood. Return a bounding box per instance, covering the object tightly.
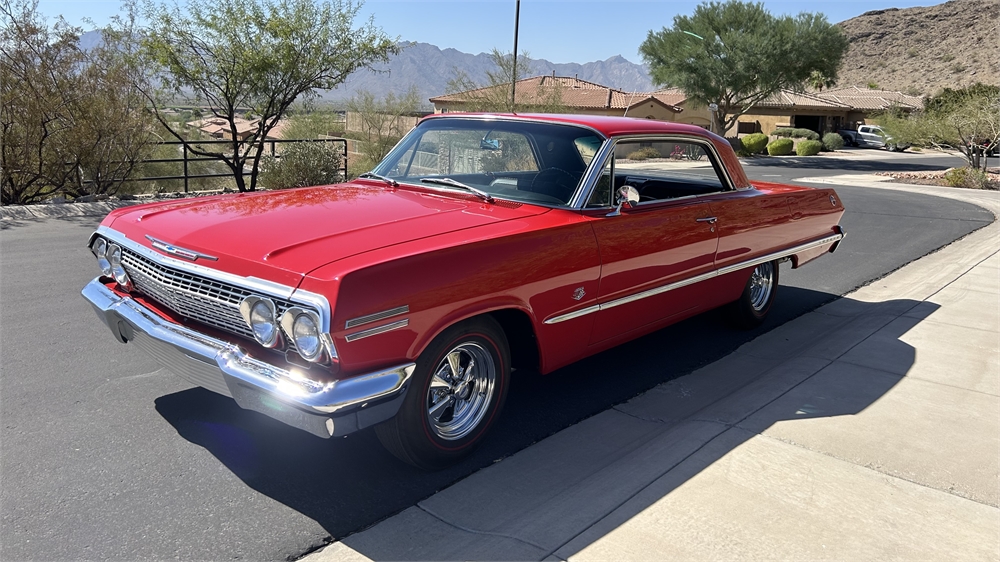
[108,181,548,283]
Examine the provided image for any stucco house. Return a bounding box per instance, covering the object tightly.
[430,76,923,137]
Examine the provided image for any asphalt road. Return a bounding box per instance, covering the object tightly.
[1,151,994,561]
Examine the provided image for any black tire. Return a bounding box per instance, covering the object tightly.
[729,260,779,329]
[375,316,510,470]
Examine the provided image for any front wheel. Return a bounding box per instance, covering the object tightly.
[375,317,510,470]
[729,260,779,329]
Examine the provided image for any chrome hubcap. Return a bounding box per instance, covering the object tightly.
[748,262,775,311]
[426,342,496,440]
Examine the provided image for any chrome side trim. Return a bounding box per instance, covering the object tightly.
[345,319,410,342]
[543,305,600,325]
[600,270,718,312]
[92,226,333,333]
[543,231,844,325]
[716,233,843,276]
[82,279,415,437]
[345,305,409,329]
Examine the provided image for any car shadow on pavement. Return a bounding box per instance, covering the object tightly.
[154,289,932,559]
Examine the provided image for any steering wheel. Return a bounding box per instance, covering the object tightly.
[529,168,579,202]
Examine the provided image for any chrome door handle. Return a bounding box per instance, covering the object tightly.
[696,217,717,224]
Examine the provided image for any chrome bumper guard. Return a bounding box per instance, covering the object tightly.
[82,279,415,439]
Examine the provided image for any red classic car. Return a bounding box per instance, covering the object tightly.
[83,114,844,469]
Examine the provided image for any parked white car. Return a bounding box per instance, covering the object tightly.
[838,125,909,151]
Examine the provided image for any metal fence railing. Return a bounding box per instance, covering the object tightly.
[122,137,348,193]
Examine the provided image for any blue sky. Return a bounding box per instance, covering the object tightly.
[38,0,940,64]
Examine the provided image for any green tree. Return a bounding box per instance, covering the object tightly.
[122,0,396,192]
[446,48,565,113]
[283,104,344,140]
[639,1,848,134]
[345,87,420,172]
[1,0,154,204]
[879,84,1000,172]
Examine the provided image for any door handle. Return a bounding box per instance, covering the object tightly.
[696,217,717,224]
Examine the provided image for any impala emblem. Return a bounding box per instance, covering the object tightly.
[572,287,586,301]
[145,235,218,261]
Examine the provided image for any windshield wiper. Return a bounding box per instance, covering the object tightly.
[420,177,494,203]
[358,172,398,187]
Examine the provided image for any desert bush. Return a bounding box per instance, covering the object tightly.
[741,133,769,154]
[258,142,344,189]
[822,132,845,151]
[766,138,794,156]
[772,127,820,140]
[943,167,996,189]
[795,140,823,156]
[626,147,662,160]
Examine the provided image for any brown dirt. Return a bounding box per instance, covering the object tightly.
[835,0,999,96]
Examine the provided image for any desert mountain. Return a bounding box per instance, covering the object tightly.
[835,0,999,95]
[323,42,654,104]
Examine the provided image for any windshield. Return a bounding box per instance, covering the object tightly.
[373,117,604,206]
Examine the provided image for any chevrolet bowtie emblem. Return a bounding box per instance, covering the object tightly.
[146,235,219,261]
[572,287,586,301]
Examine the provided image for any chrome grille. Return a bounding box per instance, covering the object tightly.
[120,247,300,349]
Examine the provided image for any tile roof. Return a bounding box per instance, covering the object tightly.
[752,89,852,110]
[818,86,924,110]
[186,117,259,136]
[430,75,683,112]
[431,79,925,114]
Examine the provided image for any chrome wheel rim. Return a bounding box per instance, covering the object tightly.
[748,262,775,312]
[426,342,497,441]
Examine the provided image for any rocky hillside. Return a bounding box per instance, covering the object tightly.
[836,0,999,95]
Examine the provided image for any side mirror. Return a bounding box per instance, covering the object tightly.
[607,185,639,217]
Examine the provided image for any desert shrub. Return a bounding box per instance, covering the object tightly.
[943,167,995,189]
[626,147,662,160]
[258,142,344,189]
[822,132,845,151]
[772,128,819,140]
[741,133,769,154]
[795,140,824,156]
[766,138,794,156]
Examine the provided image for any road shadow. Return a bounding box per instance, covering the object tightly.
[154,288,926,556]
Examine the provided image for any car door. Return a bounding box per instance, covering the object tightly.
[584,138,726,345]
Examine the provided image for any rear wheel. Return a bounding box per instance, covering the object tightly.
[375,317,510,470]
[729,260,779,329]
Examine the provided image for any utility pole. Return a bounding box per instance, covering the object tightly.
[511,0,520,112]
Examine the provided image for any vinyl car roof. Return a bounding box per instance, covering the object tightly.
[420,112,719,140]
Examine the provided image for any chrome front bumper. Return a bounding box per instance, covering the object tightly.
[82,279,415,438]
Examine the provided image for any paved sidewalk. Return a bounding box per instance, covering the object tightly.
[305,178,1000,561]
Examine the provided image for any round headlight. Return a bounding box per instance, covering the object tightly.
[249,299,279,348]
[92,238,111,276]
[292,313,322,361]
[107,244,131,288]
